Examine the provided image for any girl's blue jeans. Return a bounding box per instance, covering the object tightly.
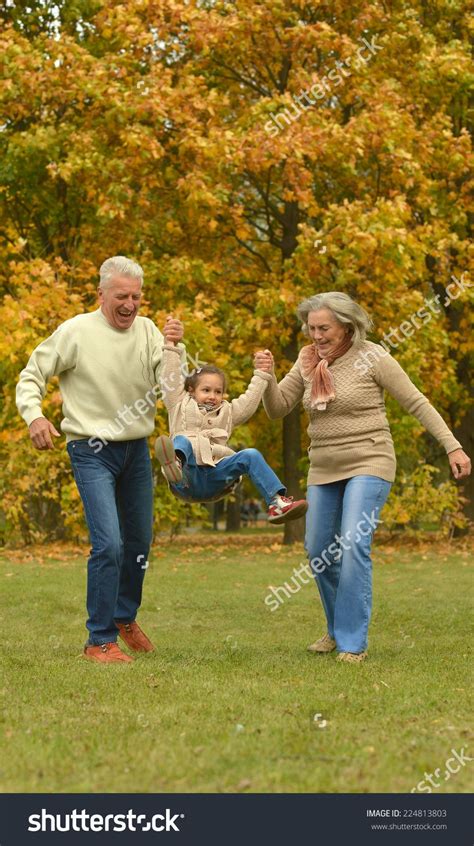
[67,438,153,645]
[171,436,285,505]
[305,475,391,653]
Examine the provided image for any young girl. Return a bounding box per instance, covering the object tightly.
[155,320,307,524]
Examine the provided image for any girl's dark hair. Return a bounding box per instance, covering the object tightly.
[184,364,226,393]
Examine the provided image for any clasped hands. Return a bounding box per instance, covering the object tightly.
[254,349,274,374]
[162,315,184,345]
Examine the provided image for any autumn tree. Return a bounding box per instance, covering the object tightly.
[0,0,472,543]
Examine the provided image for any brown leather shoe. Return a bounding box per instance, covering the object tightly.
[83,642,134,663]
[115,621,155,653]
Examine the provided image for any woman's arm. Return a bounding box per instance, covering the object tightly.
[254,350,305,419]
[374,353,471,478]
[230,371,273,428]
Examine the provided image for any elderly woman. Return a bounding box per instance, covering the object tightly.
[255,292,471,663]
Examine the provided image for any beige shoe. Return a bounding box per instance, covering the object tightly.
[336,651,368,663]
[307,633,336,653]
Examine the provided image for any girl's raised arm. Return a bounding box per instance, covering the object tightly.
[159,316,187,409]
[230,370,273,428]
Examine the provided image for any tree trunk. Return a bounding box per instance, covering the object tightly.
[453,400,473,524]
[226,486,242,531]
[280,200,305,544]
[213,500,225,530]
[429,257,473,524]
[448,339,473,524]
[281,332,305,544]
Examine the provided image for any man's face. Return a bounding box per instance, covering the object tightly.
[98,275,142,330]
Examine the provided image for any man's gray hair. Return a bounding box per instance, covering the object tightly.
[99,256,144,289]
[296,291,373,344]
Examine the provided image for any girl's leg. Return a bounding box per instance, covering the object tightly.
[172,435,195,466]
[207,448,284,504]
[333,475,391,653]
[305,483,344,639]
[168,436,206,499]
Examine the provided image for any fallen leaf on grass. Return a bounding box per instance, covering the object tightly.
[236,779,252,791]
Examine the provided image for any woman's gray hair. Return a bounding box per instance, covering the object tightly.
[296,291,372,344]
[99,256,144,289]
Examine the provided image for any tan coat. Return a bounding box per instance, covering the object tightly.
[160,345,272,466]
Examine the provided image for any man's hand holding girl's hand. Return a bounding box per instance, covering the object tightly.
[163,315,184,345]
[254,349,274,374]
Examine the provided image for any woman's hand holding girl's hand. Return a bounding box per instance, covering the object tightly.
[448,448,472,479]
[163,315,184,345]
[254,349,274,374]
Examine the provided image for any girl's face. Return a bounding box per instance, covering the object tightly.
[189,373,225,407]
[307,308,349,358]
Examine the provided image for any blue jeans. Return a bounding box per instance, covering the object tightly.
[67,438,153,645]
[305,475,391,653]
[171,436,285,505]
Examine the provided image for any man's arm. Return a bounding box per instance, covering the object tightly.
[16,326,73,449]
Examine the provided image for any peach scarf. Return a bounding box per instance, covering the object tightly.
[300,336,353,410]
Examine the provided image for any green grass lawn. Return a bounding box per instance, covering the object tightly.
[0,534,472,794]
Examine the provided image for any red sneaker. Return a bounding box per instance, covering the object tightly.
[83,642,134,663]
[115,621,155,653]
[268,495,308,525]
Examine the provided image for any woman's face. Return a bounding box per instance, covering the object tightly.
[307,308,349,358]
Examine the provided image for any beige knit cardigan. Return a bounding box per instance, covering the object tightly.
[160,345,272,466]
[263,341,462,485]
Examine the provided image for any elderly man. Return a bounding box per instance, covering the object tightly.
[16,256,184,664]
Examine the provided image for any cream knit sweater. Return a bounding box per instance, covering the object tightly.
[263,341,462,485]
[160,345,272,465]
[16,308,184,443]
